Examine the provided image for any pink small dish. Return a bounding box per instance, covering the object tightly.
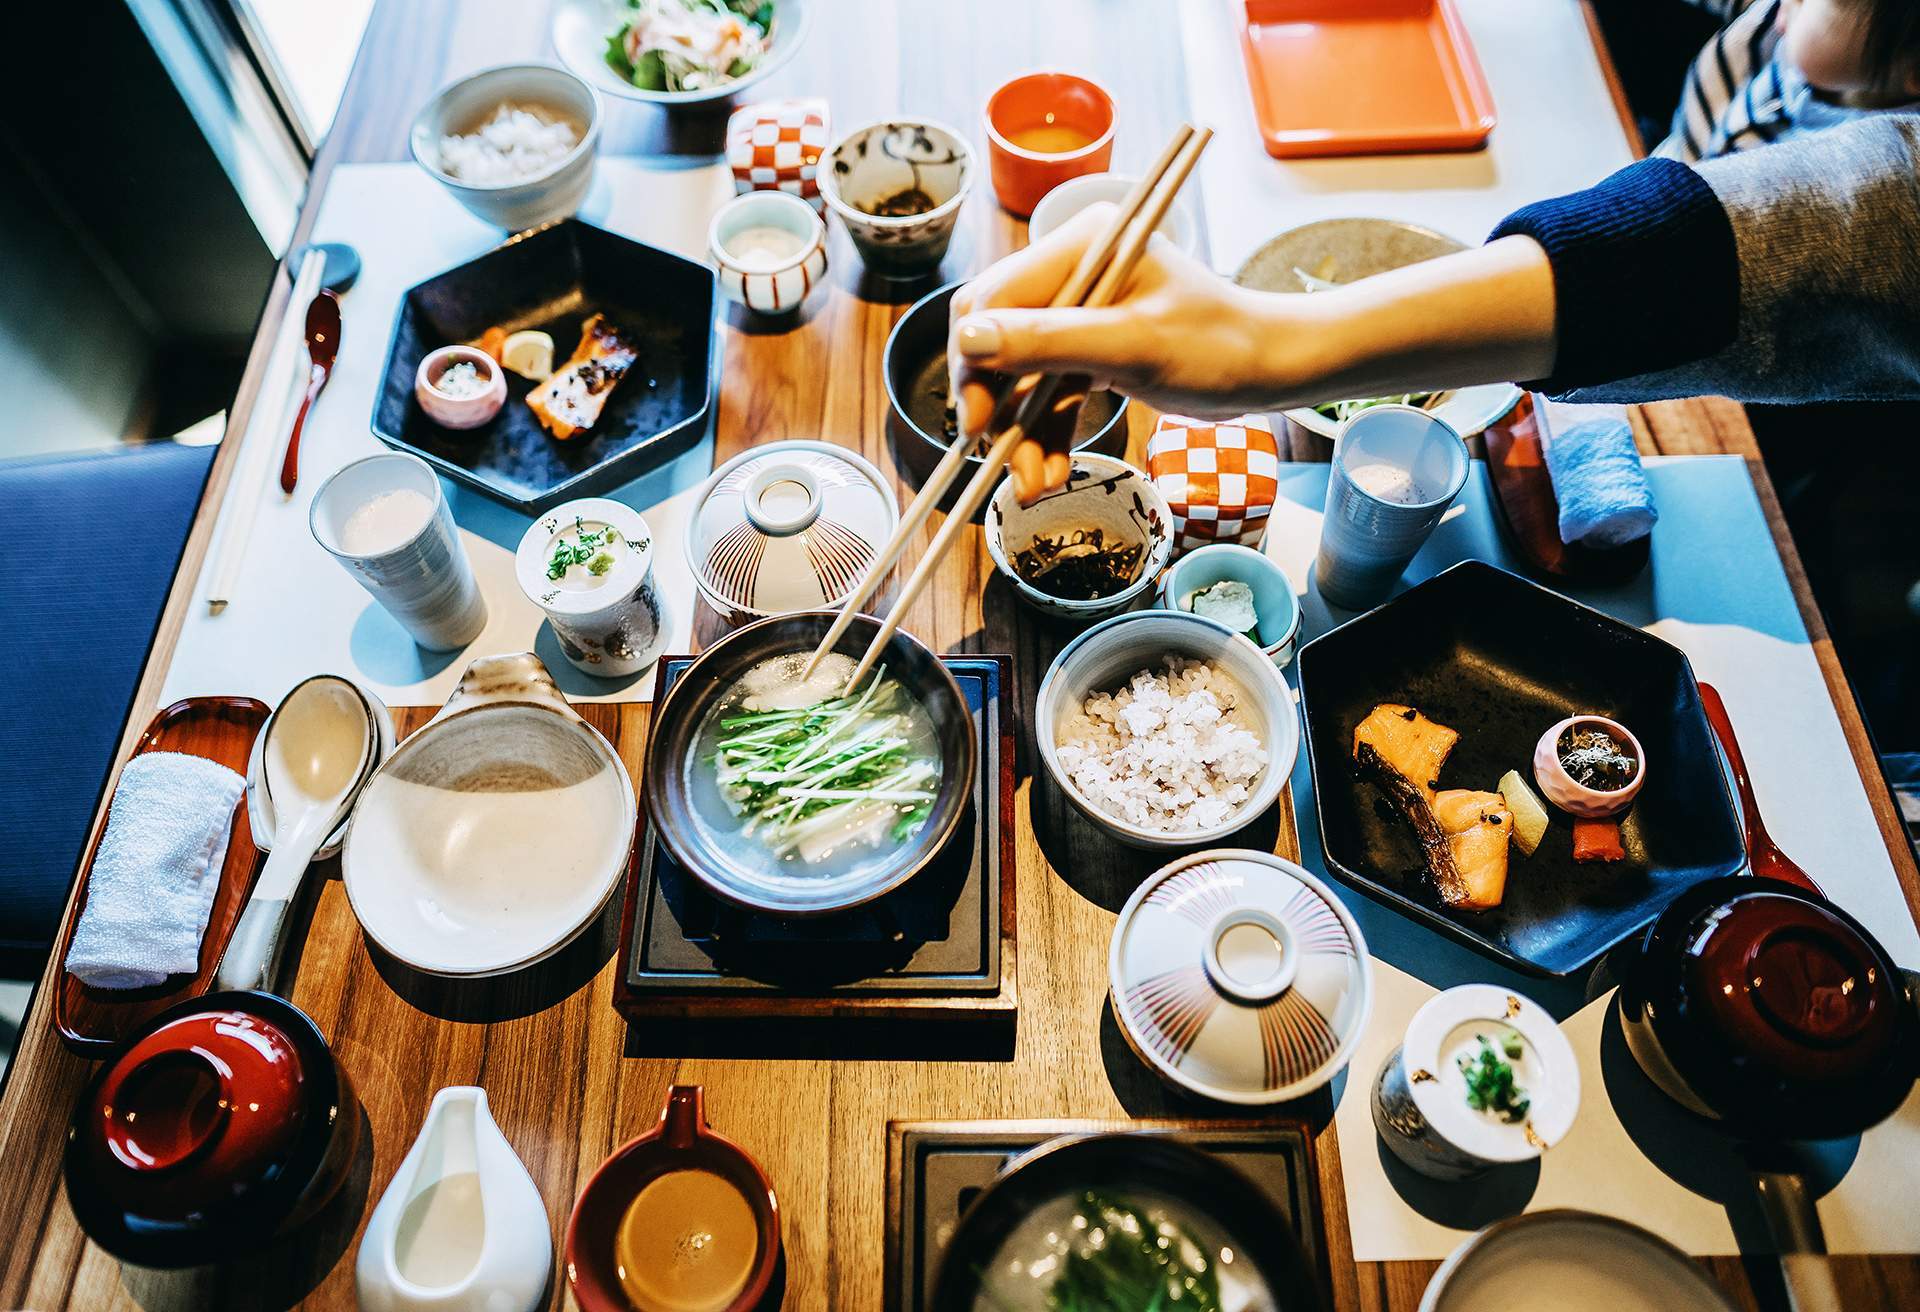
[415,344,507,429]
[1533,714,1645,817]
[983,71,1115,217]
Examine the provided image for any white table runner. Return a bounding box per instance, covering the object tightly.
[163,159,737,710]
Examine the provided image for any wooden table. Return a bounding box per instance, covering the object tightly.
[4,3,1918,1309]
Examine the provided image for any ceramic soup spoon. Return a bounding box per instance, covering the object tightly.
[356,1086,552,1312]
[217,675,376,992]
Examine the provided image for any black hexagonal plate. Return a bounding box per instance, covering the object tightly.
[1297,560,1745,976]
[373,219,715,512]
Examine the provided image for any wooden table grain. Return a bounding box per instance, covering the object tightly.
[3,3,1918,1310]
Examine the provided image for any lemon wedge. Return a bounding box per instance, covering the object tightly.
[500,329,555,381]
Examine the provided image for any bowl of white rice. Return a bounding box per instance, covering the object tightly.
[410,64,602,232]
[1037,610,1297,849]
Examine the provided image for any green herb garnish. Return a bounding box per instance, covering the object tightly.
[546,518,621,580]
[1459,1033,1530,1123]
[975,1191,1225,1312]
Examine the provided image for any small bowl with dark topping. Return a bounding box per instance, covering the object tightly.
[984,453,1173,622]
[1532,714,1644,817]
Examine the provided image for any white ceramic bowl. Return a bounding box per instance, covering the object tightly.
[1037,610,1298,849]
[685,439,898,623]
[409,63,601,232]
[551,0,810,107]
[1109,849,1372,1104]
[984,454,1174,622]
[708,190,830,317]
[1419,1211,1738,1312]
[341,654,635,976]
[1028,171,1199,255]
[820,119,975,279]
[1157,542,1302,669]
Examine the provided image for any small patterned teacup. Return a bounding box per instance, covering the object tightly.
[726,97,830,212]
[709,191,829,319]
[820,119,973,279]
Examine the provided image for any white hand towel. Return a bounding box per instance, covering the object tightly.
[65,751,247,990]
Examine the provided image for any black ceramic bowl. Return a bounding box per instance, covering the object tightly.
[1296,560,1746,976]
[642,612,975,916]
[63,990,360,1268]
[373,218,716,512]
[929,1134,1324,1312]
[883,280,1127,494]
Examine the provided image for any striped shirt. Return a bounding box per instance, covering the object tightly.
[1654,0,1896,161]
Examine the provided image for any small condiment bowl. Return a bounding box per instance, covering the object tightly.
[1372,984,1581,1181]
[1028,170,1198,254]
[708,190,830,319]
[820,119,974,279]
[1157,542,1302,670]
[409,62,601,231]
[1109,850,1372,1103]
[982,71,1117,216]
[1532,714,1645,817]
[1037,609,1298,849]
[567,1085,780,1312]
[984,453,1173,622]
[414,344,507,429]
[515,497,669,678]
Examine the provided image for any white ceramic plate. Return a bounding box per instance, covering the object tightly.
[550,0,810,106]
[1421,1211,1738,1312]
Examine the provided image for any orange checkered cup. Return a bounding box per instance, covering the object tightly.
[1145,413,1281,557]
[725,97,831,213]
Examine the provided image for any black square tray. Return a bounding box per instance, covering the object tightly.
[372,219,716,512]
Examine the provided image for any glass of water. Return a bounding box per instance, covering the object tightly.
[1314,405,1469,610]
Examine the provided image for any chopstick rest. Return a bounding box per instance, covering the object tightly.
[64,752,245,990]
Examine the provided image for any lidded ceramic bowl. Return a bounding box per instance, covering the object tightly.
[1373,985,1581,1181]
[984,453,1173,622]
[63,991,360,1267]
[1109,850,1372,1103]
[686,439,897,622]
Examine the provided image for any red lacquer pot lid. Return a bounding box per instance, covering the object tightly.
[1683,889,1901,1084]
[76,1006,307,1219]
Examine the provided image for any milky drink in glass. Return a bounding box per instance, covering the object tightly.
[1315,404,1469,610]
[310,451,487,650]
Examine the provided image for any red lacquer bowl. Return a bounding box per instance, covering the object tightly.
[567,1084,780,1312]
[983,71,1115,217]
[64,991,359,1267]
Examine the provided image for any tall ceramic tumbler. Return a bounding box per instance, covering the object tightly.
[1314,405,1469,610]
[310,452,488,650]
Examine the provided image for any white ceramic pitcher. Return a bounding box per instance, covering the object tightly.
[355,1086,552,1312]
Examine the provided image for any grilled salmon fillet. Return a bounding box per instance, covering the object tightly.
[527,314,637,440]
[1353,703,1512,910]
[1432,789,1513,910]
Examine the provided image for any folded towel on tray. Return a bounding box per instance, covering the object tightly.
[1542,405,1658,548]
[64,751,246,989]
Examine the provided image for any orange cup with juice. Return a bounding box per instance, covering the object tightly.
[983,72,1116,217]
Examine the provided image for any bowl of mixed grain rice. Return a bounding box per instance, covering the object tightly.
[410,64,602,231]
[1037,610,1297,849]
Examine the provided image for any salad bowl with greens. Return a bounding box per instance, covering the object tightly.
[551,0,809,105]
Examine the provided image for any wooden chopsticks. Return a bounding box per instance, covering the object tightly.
[807,122,1212,688]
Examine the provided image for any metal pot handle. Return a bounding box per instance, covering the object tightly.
[1748,1166,1844,1312]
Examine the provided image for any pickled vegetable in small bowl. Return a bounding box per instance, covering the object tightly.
[415,344,507,429]
[1532,714,1644,818]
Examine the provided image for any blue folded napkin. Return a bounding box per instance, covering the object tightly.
[1543,414,1658,548]
[65,751,245,989]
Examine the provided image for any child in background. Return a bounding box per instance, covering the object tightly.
[1657,0,1920,161]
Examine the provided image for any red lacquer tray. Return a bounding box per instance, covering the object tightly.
[54,696,270,1056]
[1240,0,1496,159]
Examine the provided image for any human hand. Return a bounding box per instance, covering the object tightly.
[949,204,1305,499]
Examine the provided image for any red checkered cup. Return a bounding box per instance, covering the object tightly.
[1145,413,1282,557]
[726,97,830,213]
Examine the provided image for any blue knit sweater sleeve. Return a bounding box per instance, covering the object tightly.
[1490,157,1739,394]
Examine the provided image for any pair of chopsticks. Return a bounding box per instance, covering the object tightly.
[805,122,1214,687]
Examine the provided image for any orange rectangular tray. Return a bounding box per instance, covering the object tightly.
[1240,0,1496,158]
